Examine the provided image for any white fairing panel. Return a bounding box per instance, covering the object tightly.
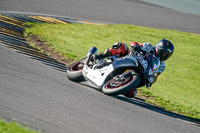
[82,64,114,87]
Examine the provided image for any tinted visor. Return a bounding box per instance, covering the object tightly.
[160,50,171,61]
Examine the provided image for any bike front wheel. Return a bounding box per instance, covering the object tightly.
[102,70,140,96]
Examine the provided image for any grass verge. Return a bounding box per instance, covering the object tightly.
[0,119,38,133]
[24,22,200,119]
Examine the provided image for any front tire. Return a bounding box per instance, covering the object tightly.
[102,71,140,96]
[66,58,86,82]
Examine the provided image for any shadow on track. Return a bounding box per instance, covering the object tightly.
[114,95,200,126]
[78,82,200,126]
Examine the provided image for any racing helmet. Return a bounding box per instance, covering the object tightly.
[155,39,174,61]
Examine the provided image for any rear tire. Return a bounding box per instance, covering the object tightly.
[66,58,86,82]
[102,71,140,96]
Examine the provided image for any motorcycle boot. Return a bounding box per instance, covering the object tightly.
[124,88,137,98]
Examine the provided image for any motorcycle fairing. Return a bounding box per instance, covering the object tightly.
[82,64,114,87]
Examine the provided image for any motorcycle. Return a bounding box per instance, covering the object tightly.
[66,47,161,96]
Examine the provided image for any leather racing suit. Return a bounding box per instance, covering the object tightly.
[94,42,165,98]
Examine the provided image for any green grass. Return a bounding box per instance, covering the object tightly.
[24,23,200,119]
[0,119,38,133]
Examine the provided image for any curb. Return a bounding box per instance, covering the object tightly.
[0,12,107,72]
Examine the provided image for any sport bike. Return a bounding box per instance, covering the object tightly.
[66,47,160,96]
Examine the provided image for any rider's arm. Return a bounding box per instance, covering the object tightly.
[131,42,154,54]
[157,61,165,74]
[140,42,154,53]
[130,42,143,47]
[153,61,165,83]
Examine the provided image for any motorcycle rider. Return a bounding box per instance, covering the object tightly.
[93,39,174,98]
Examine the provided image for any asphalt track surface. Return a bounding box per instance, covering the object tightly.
[0,44,199,133]
[0,0,200,33]
[0,0,200,133]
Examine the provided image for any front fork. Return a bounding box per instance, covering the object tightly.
[113,70,136,82]
[86,47,97,65]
